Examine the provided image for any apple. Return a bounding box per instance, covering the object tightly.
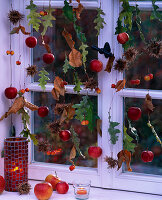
[0,176,5,194]
[25,36,37,48]
[43,53,55,64]
[141,150,154,162]
[45,174,61,190]
[5,87,17,99]
[38,106,49,117]
[59,130,71,141]
[117,32,129,44]
[90,60,103,72]
[88,146,102,158]
[56,181,69,194]
[34,182,53,200]
[127,107,142,121]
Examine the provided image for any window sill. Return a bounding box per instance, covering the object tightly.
[1,180,162,200]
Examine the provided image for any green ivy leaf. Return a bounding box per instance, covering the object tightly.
[63,0,74,22]
[70,126,85,158]
[38,68,50,91]
[94,7,106,36]
[26,0,41,32]
[123,126,136,153]
[79,42,88,69]
[73,72,82,93]
[29,133,38,146]
[63,54,70,74]
[41,7,56,36]
[151,0,162,21]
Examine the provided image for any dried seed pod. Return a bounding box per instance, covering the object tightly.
[8,10,24,25]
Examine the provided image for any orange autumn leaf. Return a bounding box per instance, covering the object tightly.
[73,3,84,20]
[69,48,82,67]
[104,55,115,73]
[20,26,30,35]
[70,146,76,161]
[115,79,126,92]
[117,150,132,172]
[62,29,75,49]
[51,88,60,101]
[51,77,65,101]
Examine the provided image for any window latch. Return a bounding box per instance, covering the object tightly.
[91,42,113,58]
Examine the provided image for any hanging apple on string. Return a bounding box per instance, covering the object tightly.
[25,36,37,48]
[5,87,17,99]
[59,130,71,141]
[43,53,55,64]
[117,32,129,44]
[141,150,154,162]
[127,107,142,121]
[88,146,102,158]
[90,60,103,72]
[38,106,49,117]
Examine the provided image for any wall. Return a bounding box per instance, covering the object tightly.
[0,0,12,175]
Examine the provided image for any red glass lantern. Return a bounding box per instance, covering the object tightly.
[4,137,28,192]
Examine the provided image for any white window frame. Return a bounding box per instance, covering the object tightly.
[11,0,162,194]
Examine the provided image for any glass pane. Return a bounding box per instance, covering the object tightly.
[33,92,98,168]
[124,97,162,176]
[33,9,98,84]
[125,11,162,90]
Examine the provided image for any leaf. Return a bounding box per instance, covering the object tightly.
[41,7,56,36]
[26,0,41,32]
[38,68,50,91]
[69,49,82,67]
[73,3,84,20]
[73,72,82,93]
[62,29,75,49]
[70,126,85,158]
[108,112,120,144]
[97,119,102,136]
[123,126,136,153]
[10,26,21,34]
[104,55,115,73]
[151,0,162,21]
[79,42,88,69]
[63,54,70,74]
[94,7,106,36]
[20,26,30,35]
[63,0,74,22]
[147,121,162,147]
[69,146,76,160]
[143,94,155,114]
[29,133,38,146]
[52,77,65,101]
[115,79,126,92]
[74,22,86,43]
[117,150,132,172]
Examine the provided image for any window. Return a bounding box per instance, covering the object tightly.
[13,0,162,194]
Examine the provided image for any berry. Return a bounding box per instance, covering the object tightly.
[149,73,153,80]
[95,88,101,94]
[130,79,140,85]
[20,89,25,94]
[81,120,89,125]
[10,51,14,55]
[144,75,151,81]
[25,88,29,92]
[60,81,67,88]
[6,50,10,55]
[69,165,75,171]
[40,11,45,16]
[44,11,48,16]
[16,60,21,65]
[111,84,116,88]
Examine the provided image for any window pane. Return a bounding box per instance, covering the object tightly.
[33,92,98,168]
[124,97,162,176]
[33,9,98,84]
[125,11,162,90]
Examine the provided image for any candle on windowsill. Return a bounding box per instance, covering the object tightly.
[77,187,87,195]
[73,180,90,200]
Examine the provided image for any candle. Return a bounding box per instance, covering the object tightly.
[77,187,87,195]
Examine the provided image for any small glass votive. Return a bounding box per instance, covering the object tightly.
[73,179,91,200]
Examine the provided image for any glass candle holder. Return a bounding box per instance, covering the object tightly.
[73,179,91,200]
[4,137,28,192]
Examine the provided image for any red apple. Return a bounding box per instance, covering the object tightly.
[25,36,37,48]
[141,150,154,162]
[88,146,102,158]
[56,181,69,194]
[45,174,61,190]
[0,176,5,194]
[127,107,141,121]
[117,32,129,44]
[90,60,103,72]
[43,53,55,64]
[38,106,49,117]
[59,130,71,141]
[34,182,53,200]
[5,87,17,99]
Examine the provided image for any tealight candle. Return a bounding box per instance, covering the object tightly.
[73,180,91,200]
[77,187,87,195]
